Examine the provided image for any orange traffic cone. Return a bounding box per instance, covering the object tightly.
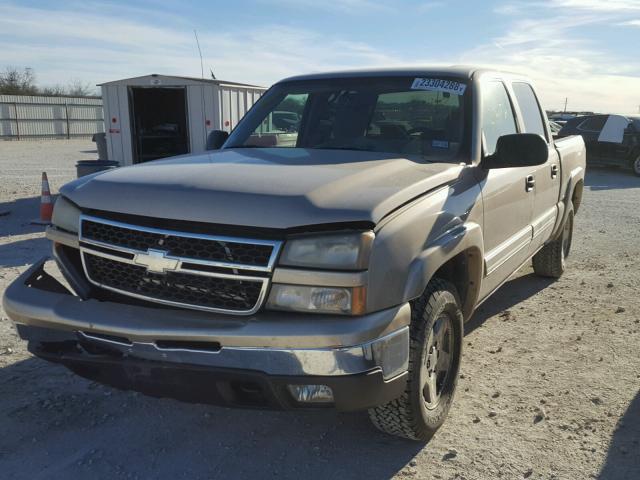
[32,172,53,225]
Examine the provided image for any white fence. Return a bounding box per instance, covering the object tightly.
[0,94,104,140]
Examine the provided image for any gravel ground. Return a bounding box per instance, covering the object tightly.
[0,140,638,480]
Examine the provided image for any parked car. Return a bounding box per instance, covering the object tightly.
[3,67,586,441]
[271,110,301,131]
[549,120,563,136]
[558,114,640,176]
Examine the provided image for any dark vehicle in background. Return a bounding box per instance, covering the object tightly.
[272,110,301,131]
[558,114,640,176]
[549,120,563,136]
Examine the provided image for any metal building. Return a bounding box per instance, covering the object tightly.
[0,94,103,140]
[100,74,266,165]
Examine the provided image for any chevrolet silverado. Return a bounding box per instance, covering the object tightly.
[3,67,586,441]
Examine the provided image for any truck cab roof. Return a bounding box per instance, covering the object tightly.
[276,66,526,84]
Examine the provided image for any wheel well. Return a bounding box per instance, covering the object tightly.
[431,248,482,320]
[572,180,584,214]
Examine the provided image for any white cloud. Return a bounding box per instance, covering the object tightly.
[548,0,640,11]
[464,1,640,112]
[619,19,640,26]
[417,2,445,13]
[0,1,638,113]
[259,0,392,14]
[0,4,399,88]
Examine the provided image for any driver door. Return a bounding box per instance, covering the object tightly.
[476,80,534,299]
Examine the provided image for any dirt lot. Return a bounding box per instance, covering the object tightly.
[0,140,638,480]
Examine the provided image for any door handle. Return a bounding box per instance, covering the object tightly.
[525,175,535,192]
[551,164,559,179]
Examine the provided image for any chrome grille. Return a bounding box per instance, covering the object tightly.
[79,215,282,315]
[82,219,273,267]
[84,255,263,311]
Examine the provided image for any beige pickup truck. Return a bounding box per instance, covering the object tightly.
[3,67,585,441]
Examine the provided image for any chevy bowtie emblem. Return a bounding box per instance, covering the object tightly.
[133,249,179,273]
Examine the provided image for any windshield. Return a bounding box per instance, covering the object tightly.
[225,77,468,160]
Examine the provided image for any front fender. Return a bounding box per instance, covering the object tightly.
[402,222,484,318]
[366,168,484,316]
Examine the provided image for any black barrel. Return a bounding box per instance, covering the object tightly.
[92,132,108,160]
[76,160,119,178]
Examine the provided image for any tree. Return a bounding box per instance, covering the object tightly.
[0,66,97,96]
[278,96,306,116]
[0,66,38,95]
[65,79,93,96]
[40,84,67,96]
[40,80,94,96]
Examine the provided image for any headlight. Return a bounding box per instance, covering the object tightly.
[51,196,81,233]
[266,284,366,315]
[279,232,374,270]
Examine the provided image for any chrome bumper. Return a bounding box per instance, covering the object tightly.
[68,327,409,379]
[4,258,410,380]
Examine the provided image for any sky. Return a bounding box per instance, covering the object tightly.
[1,0,639,113]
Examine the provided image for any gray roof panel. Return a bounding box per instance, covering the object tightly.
[276,65,485,84]
[98,74,264,88]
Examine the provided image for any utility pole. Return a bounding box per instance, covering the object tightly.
[564,98,568,113]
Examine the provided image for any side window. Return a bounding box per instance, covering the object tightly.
[512,82,547,139]
[577,116,607,133]
[482,81,517,156]
[246,93,308,147]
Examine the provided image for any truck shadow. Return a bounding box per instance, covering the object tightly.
[598,391,640,480]
[0,237,50,268]
[0,356,423,479]
[585,168,640,191]
[0,196,50,267]
[465,272,554,335]
[0,196,47,238]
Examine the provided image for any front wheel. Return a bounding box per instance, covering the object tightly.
[368,279,463,441]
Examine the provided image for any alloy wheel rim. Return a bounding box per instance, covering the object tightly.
[634,157,640,175]
[421,314,454,410]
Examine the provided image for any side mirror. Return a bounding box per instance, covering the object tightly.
[206,130,229,150]
[482,133,548,169]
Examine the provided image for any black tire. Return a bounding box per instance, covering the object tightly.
[532,204,574,278]
[368,278,463,441]
[632,155,640,177]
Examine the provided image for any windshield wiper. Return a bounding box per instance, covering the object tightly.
[312,146,372,152]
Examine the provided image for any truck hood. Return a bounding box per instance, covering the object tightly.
[61,148,463,230]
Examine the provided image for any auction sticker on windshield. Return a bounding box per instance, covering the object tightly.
[411,78,467,95]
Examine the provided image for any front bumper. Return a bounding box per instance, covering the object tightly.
[3,258,410,410]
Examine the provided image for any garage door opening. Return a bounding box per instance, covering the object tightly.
[129,87,190,163]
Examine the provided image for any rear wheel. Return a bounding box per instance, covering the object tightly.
[632,156,640,177]
[368,279,463,441]
[532,204,574,278]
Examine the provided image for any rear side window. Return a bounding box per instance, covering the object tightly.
[512,83,547,139]
[577,116,607,132]
[482,81,517,156]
